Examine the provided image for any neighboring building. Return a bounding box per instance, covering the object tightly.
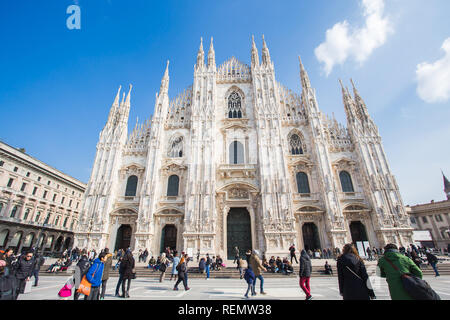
[75,36,413,258]
[0,141,86,255]
[406,173,450,250]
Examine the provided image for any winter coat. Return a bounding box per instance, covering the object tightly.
[102,254,113,281]
[377,249,423,300]
[14,256,34,280]
[177,262,187,279]
[172,256,180,275]
[244,268,256,284]
[289,246,296,256]
[337,253,370,300]
[426,253,438,265]
[299,251,312,278]
[120,254,135,280]
[85,258,104,288]
[199,260,206,271]
[0,271,18,300]
[249,254,264,277]
[74,256,91,289]
[33,255,45,271]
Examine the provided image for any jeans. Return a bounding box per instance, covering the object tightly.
[115,274,123,295]
[430,263,440,276]
[32,269,39,286]
[299,276,311,297]
[252,275,264,294]
[122,278,131,296]
[291,255,298,264]
[245,283,254,297]
[205,265,210,279]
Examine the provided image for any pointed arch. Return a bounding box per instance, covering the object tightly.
[168,135,184,158]
[288,130,307,155]
[339,170,354,192]
[167,175,180,196]
[125,175,138,197]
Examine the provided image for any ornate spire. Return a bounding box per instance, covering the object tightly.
[196,37,204,69]
[251,35,259,67]
[106,85,121,126]
[261,34,271,65]
[159,60,170,95]
[340,79,356,121]
[299,55,311,90]
[350,78,370,121]
[207,37,216,69]
[125,84,132,105]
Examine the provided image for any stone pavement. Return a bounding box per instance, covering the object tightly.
[19,274,450,300]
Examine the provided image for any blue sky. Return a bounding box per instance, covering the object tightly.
[0,0,449,205]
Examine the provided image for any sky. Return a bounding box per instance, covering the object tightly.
[0,0,449,206]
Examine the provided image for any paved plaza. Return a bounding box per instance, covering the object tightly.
[19,275,450,300]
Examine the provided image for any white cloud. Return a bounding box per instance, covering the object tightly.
[315,0,392,76]
[416,38,450,103]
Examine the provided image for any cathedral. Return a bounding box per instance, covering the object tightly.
[74,36,413,259]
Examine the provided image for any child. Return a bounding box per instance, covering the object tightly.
[243,266,256,298]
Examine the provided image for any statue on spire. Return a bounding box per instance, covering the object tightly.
[261,34,271,66]
[207,37,216,69]
[251,35,260,67]
[196,37,204,69]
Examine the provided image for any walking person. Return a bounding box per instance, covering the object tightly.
[73,254,91,300]
[377,243,423,300]
[237,256,244,279]
[173,256,190,291]
[289,244,298,264]
[233,246,240,264]
[31,251,44,287]
[170,252,180,281]
[366,247,373,261]
[119,250,135,298]
[299,249,312,300]
[425,251,440,277]
[337,244,374,300]
[249,250,267,295]
[243,265,255,299]
[84,252,106,300]
[100,248,113,300]
[14,251,34,295]
[159,253,169,282]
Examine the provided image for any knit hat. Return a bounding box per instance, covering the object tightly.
[0,260,6,267]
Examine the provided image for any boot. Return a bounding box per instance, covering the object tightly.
[125,291,130,298]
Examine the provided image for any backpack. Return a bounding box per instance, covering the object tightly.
[384,256,440,300]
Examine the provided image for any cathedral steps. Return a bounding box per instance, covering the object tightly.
[39,263,450,278]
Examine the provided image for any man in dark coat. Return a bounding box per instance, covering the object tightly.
[299,249,312,300]
[31,252,45,287]
[337,244,372,300]
[0,259,18,300]
[425,251,440,277]
[289,244,298,264]
[14,251,35,295]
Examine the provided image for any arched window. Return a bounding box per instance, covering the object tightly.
[228,92,243,118]
[23,209,30,221]
[10,205,18,218]
[168,136,183,158]
[296,172,311,194]
[167,175,180,197]
[339,171,354,192]
[229,141,244,164]
[125,175,138,197]
[289,134,303,155]
[35,211,41,223]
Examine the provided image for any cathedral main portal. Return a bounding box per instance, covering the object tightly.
[226,208,252,260]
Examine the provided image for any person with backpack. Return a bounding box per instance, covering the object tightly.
[100,248,113,300]
[173,256,190,291]
[377,243,424,300]
[0,259,18,300]
[84,252,106,300]
[249,250,267,295]
[425,251,440,277]
[337,244,374,300]
[243,265,256,298]
[159,253,169,282]
[299,249,313,300]
[289,244,298,264]
[73,254,91,300]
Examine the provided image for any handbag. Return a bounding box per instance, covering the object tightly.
[345,266,376,299]
[77,263,99,296]
[131,267,136,279]
[384,256,440,300]
[23,280,32,294]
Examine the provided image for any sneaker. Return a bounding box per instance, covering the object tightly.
[260,292,267,295]
[306,295,313,300]
[251,292,257,296]
[185,287,190,291]
[173,287,179,291]
[244,294,248,298]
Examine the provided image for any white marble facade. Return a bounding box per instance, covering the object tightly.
[74,36,413,258]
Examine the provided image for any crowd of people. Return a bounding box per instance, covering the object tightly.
[0,242,445,300]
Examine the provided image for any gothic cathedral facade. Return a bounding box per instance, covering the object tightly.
[74,36,413,258]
